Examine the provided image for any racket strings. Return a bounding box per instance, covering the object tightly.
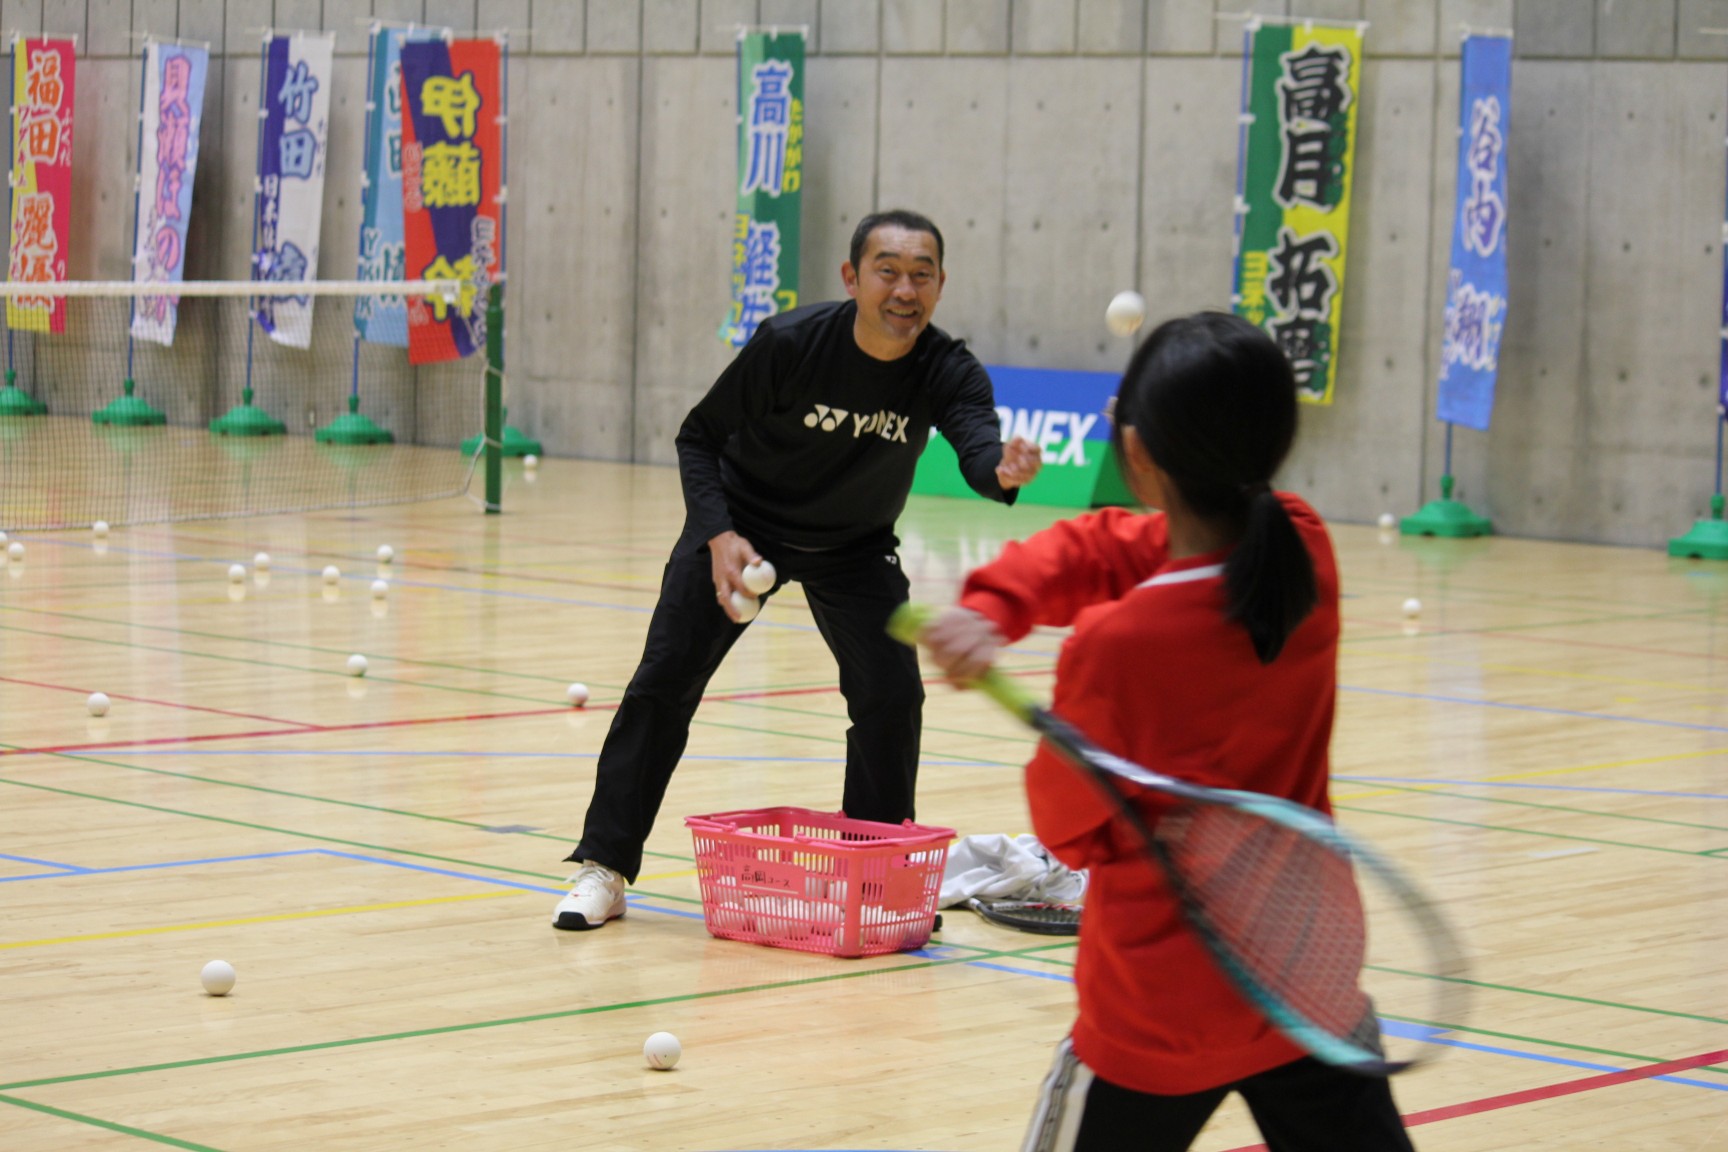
[1159,805,1375,1044]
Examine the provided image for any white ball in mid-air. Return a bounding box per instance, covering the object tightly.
[7,540,24,561]
[376,544,394,563]
[201,959,236,996]
[87,692,111,717]
[322,565,341,585]
[523,454,539,470]
[1402,598,1422,617]
[1105,290,1146,337]
[346,654,369,677]
[729,591,761,624]
[254,551,271,570]
[643,1031,681,1070]
[741,559,776,596]
[567,682,589,708]
[92,521,109,538]
[1377,513,1397,531]
[228,564,247,583]
[370,579,390,599]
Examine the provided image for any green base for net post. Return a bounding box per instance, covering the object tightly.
[210,387,286,436]
[0,370,46,415]
[1669,494,1728,560]
[316,395,395,445]
[1400,474,1492,538]
[460,410,540,458]
[92,378,166,426]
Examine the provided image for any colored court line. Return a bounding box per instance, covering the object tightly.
[1341,682,1728,736]
[0,851,85,871]
[1333,801,1728,859]
[0,1093,227,1152]
[1419,1034,1728,1092]
[95,748,1004,767]
[0,675,317,728]
[1339,780,1728,836]
[0,848,320,884]
[1338,775,1728,802]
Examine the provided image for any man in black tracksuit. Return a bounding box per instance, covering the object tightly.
[554,209,1041,929]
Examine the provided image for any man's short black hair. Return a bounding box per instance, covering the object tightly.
[849,209,944,271]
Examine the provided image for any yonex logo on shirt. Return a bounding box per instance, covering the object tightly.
[804,404,849,431]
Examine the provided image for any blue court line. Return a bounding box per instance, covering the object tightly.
[1339,776,1728,802]
[89,749,998,768]
[1417,1034,1728,1092]
[963,960,1075,983]
[1340,684,1728,735]
[0,852,87,872]
[0,849,324,883]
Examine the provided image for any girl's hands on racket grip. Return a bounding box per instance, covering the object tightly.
[917,606,1006,686]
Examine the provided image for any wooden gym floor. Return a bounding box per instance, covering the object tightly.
[2,455,1725,1151]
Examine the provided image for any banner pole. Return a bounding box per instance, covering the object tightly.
[94,40,165,426]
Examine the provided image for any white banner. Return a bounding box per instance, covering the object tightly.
[253,32,333,348]
[130,41,209,346]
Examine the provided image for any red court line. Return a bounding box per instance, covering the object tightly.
[0,676,317,729]
[1219,1048,1728,1151]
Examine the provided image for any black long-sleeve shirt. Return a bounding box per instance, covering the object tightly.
[675,300,1015,551]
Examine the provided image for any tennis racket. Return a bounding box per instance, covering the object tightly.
[966,897,1083,935]
[890,604,1469,1076]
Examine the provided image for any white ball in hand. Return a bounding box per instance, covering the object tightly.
[741,559,776,596]
[1105,290,1146,337]
[729,590,760,624]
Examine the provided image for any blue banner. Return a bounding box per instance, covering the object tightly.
[355,26,437,346]
[1435,35,1511,431]
[254,32,332,348]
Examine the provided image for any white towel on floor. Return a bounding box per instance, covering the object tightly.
[939,833,1087,908]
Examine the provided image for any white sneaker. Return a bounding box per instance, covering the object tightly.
[553,861,627,931]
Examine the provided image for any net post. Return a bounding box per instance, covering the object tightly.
[484,281,504,513]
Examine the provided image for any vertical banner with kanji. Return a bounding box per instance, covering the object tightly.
[1436,36,1511,431]
[398,37,500,365]
[719,29,803,349]
[355,26,437,347]
[1231,21,1363,405]
[131,41,208,346]
[7,38,75,333]
[253,32,333,349]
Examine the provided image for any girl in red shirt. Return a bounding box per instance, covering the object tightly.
[919,313,1416,1151]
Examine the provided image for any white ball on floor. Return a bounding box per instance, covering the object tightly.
[370,579,389,599]
[346,654,368,677]
[729,590,760,624]
[254,551,271,569]
[1402,598,1422,617]
[87,692,110,717]
[1377,513,1397,530]
[92,521,109,538]
[376,544,394,563]
[0,530,8,543]
[523,453,539,469]
[567,682,589,707]
[322,565,341,585]
[643,1031,681,1070]
[741,559,776,596]
[201,959,236,996]
[1105,290,1146,337]
[7,541,23,561]
[228,564,246,583]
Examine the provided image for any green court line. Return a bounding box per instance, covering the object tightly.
[1341,607,1716,648]
[0,1094,228,1151]
[1356,782,1728,836]
[1428,1021,1728,1078]
[1334,802,1728,859]
[1371,965,1728,1031]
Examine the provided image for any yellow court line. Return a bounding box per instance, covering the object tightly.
[1342,646,1724,694]
[1,890,515,950]
[638,867,697,882]
[1333,744,1728,803]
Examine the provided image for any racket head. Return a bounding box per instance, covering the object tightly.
[1152,796,1470,1075]
[966,897,1083,936]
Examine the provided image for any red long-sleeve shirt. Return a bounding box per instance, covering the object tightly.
[958,496,1340,1094]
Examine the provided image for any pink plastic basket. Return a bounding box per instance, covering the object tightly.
[685,807,955,958]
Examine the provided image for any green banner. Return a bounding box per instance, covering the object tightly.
[719,30,804,348]
[1232,21,1363,404]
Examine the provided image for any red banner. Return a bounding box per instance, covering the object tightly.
[399,38,501,364]
[8,38,75,333]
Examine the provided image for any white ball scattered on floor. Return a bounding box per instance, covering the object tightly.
[7,540,23,561]
[741,559,777,596]
[87,692,111,718]
[228,563,246,583]
[1105,290,1146,337]
[1377,512,1397,530]
[523,453,539,469]
[567,682,589,708]
[322,565,341,585]
[729,590,760,624]
[0,529,8,543]
[201,959,236,996]
[1402,598,1422,617]
[376,544,394,563]
[346,653,368,677]
[92,521,109,538]
[643,1031,681,1070]
[370,579,390,599]
[254,551,271,569]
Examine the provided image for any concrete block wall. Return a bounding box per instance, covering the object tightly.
[3,0,1723,547]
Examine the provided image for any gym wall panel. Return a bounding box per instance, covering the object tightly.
[798,56,878,304]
